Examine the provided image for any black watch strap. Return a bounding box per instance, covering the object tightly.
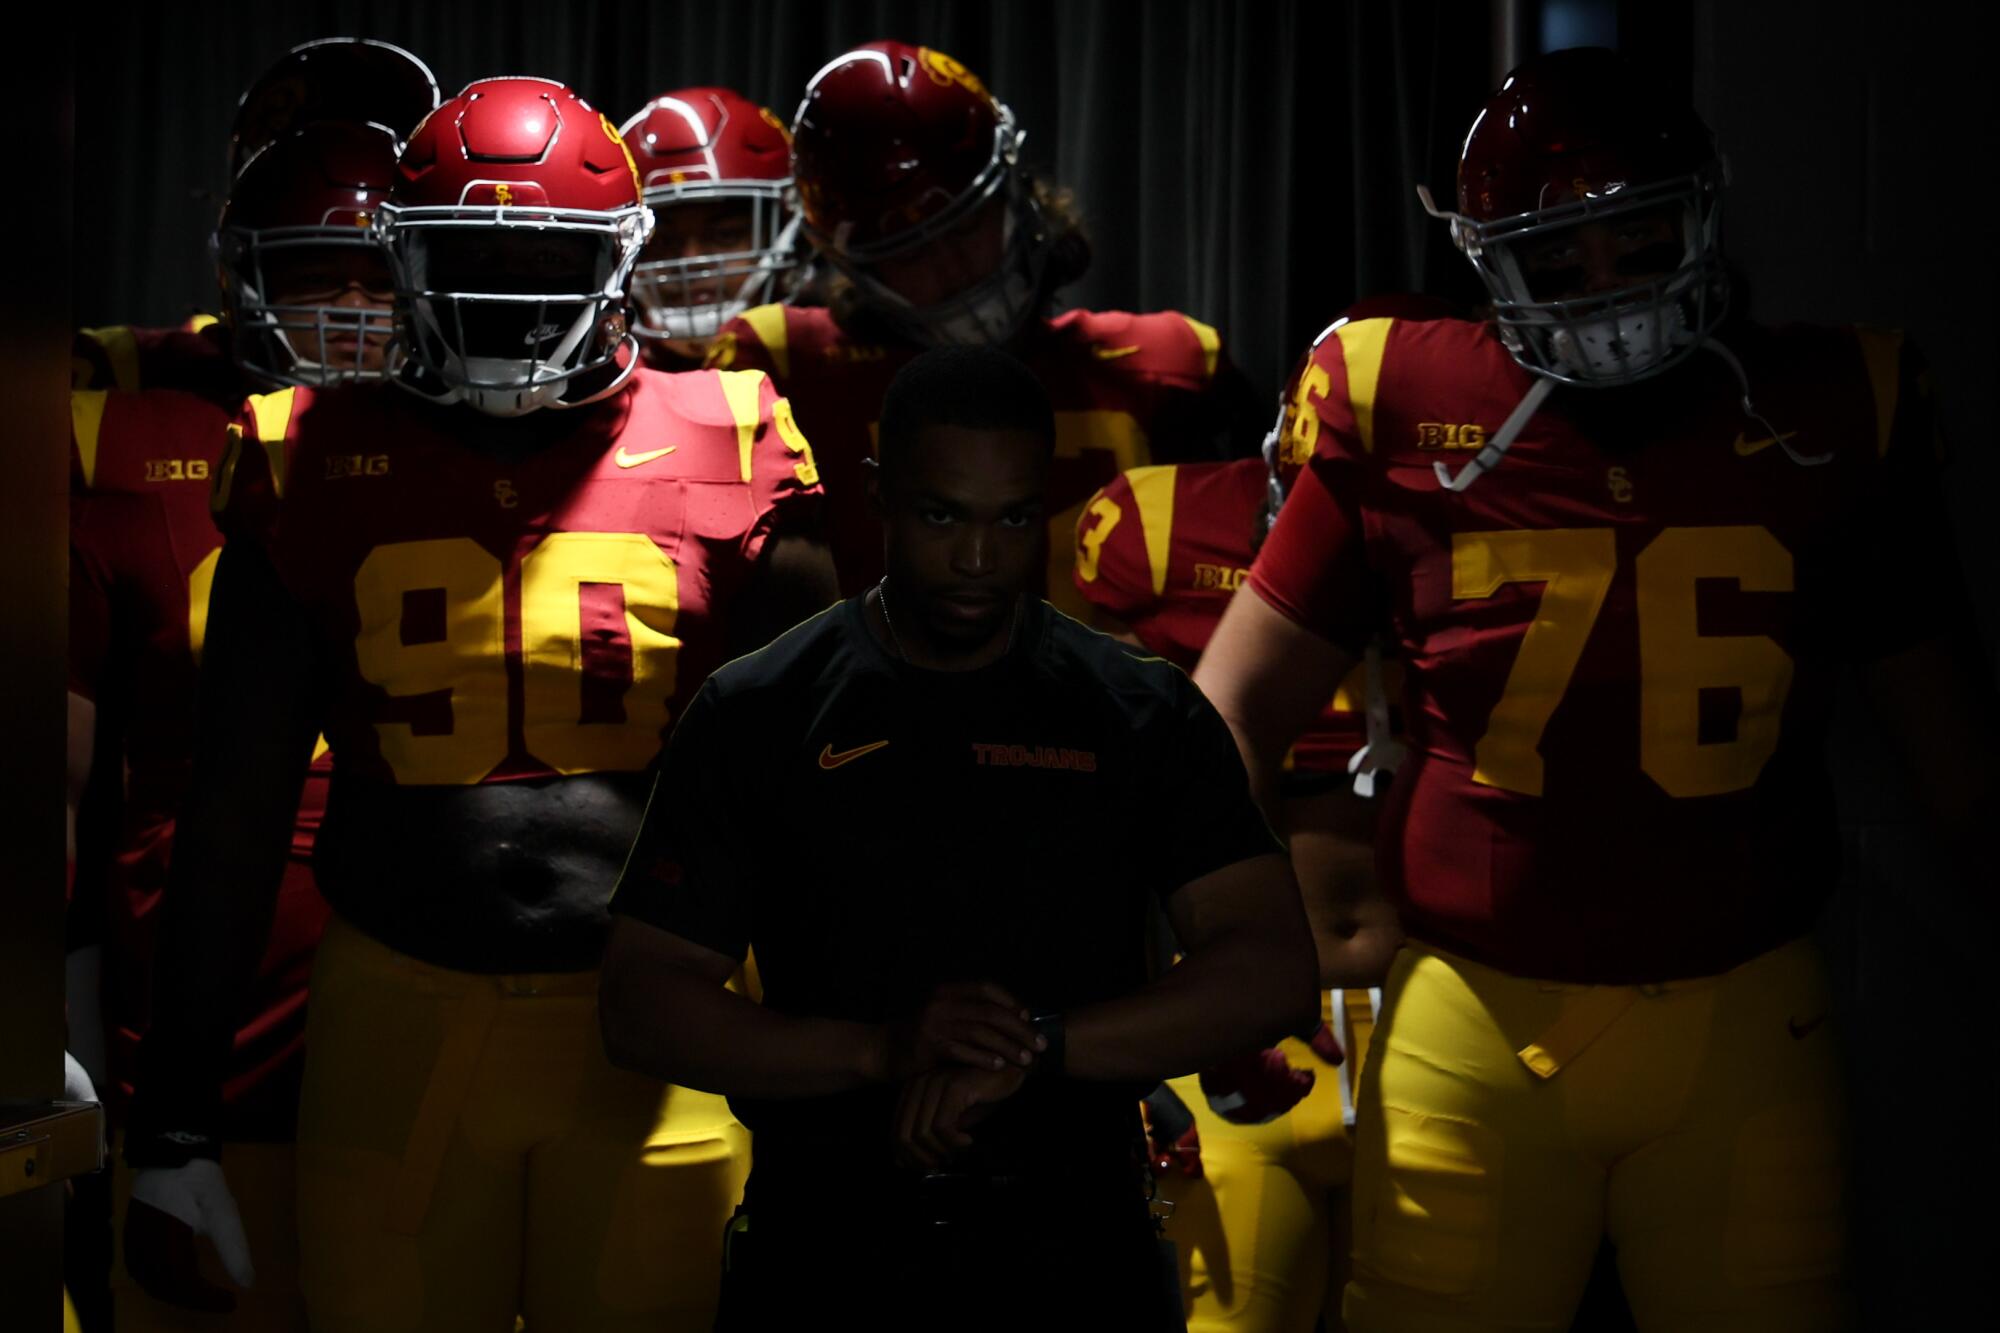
[1029,1011,1066,1079]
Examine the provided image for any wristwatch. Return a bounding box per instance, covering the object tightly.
[1028,1011,1066,1079]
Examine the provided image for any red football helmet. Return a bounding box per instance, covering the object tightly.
[375,77,654,416]
[216,121,401,387]
[791,41,1050,345]
[1419,47,1726,387]
[620,87,803,340]
[230,38,439,178]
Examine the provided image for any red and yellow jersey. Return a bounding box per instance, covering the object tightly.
[216,366,823,787]
[71,315,241,408]
[708,302,1242,613]
[68,385,331,1133]
[1249,316,1951,984]
[1072,458,1396,778]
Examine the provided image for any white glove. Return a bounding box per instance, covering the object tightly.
[129,1161,257,1290]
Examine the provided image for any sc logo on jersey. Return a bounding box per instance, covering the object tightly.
[1416,422,1487,451]
[144,458,211,483]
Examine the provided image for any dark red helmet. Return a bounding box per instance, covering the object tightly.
[1421,47,1727,386]
[620,87,803,339]
[376,77,654,415]
[215,121,401,387]
[791,41,1050,345]
[230,38,439,178]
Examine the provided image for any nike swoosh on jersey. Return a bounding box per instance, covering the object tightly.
[1092,344,1142,360]
[1787,1013,1828,1040]
[1733,430,1799,457]
[818,740,890,770]
[614,445,678,469]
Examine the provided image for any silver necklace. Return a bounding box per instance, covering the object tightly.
[875,576,910,661]
[875,576,1022,664]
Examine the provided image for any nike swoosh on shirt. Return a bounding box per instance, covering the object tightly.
[1092,344,1141,360]
[1787,1014,1828,1040]
[614,445,678,469]
[818,740,890,770]
[1733,430,1798,457]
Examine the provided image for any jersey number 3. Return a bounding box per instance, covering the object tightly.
[354,533,680,784]
[1452,525,1795,799]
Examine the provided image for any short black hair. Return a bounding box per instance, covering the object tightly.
[876,345,1056,480]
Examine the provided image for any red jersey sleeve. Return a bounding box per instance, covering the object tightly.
[705,367,825,563]
[1247,319,1389,653]
[211,388,302,553]
[705,303,794,388]
[1071,468,1170,626]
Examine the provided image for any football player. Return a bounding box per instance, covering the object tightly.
[71,37,437,401]
[708,39,1265,610]
[1076,319,1435,1333]
[620,86,804,371]
[1193,48,1995,1332]
[117,77,832,1333]
[71,119,408,1330]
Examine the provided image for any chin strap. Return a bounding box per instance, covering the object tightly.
[1702,337,1833,467]
[1433,374,1557,493]
[1345,640,1407,798]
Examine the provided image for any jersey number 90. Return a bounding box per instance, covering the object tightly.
[353,533,681,784]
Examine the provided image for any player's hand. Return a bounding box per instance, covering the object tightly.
[1307,1021,1345,1067]
[1141,1083,1203,1179]
[1199,1047,1315,1125]
[125,1161,255,1312]
[886,981,1044,1079]
[893,1063,1029,1169]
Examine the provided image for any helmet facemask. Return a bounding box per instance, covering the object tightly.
[378,201,652,416]
[631,183,803,340]
[811,106,1052,348]
[1426,167,1729,387]
[216,223,399,387]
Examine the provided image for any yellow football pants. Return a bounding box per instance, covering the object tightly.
[109,1137,306,1332]
[1159,989,1380,1333]
[1345,937,1851,1333]
[294,917,748,1333]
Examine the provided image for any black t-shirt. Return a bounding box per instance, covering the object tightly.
[610,594,1281,1163]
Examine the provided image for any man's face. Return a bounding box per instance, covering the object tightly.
[875,423,1048,653]
[1515,206,1684,304]
[641,198,758,309]
[261,243,395,372]
[868,198,1007,308]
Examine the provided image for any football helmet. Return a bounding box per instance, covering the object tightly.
[215,121,401,387]
[1418,47,1727,388]
[791,41,1050,346]
[620,87,803,340]
[230,38,439,178]
[376,77,654,416]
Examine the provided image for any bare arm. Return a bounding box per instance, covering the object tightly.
[67,691,94,862]
[599,917,889,1097]
[1063,852,1320,1083]
[1194,587,1358,825]
[1285,783,1403,987]
[128,540,320,1149]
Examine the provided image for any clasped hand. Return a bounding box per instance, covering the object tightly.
[887,981,1044,1168]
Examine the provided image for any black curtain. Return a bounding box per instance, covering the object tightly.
[75,0,1492,401]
